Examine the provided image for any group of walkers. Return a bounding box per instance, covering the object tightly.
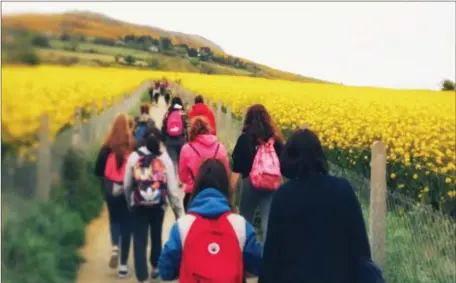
[149,80,172,105]
[94,93,384,283]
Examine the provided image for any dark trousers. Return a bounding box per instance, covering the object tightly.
[105,193,132,265]
[153,92,160,104]
[183,193,192,212]
[166,142,183,171]
[133,205,165,282]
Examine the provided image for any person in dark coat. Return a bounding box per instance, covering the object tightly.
[259,128,373,283]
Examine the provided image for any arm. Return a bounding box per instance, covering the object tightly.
[344,180,372,260]
[161,152,184,218]
[182,112,189,141]
[161,112,169,136]
[158,223,183,280]
[230,135,247,190]
[123,152,138,208]
[178,145,193,185]
[243,222,263,276]
[258,191,283,283]
[94,146,111,178]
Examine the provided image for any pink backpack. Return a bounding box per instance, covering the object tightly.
[178,212,245,283]
[249,137,281,190]
[166,111,184,137]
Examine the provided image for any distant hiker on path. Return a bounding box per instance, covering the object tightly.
[133,104,156,144]
[159,158,262,283]
[188,95,217,135]
[94,113,134,278]
[230,104,284,243]
[161,97,188,172]
[178,116,229,211]
[123,128,183,283]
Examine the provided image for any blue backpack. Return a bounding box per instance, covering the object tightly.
[134,122,148,142]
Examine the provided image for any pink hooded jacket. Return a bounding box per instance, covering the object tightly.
[178,134,230,193]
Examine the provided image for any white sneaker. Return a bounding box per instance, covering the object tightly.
[118,265,129,278]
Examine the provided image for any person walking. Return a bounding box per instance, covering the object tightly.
[133,104,156,143]
[259,128,383,283]
[159,158,263,283]
[178,116,229,211]
[230,104,284,243]
[188,95,217,135]
[123,128,183,283]
[161,96,188,171]
[94,113,134,277]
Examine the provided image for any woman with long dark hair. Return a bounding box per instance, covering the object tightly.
[259,128,377,283]
[230,104,284,242]
[158,158,262,282]
[94,113,134,277]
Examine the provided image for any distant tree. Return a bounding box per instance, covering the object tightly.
[124,34,136,42]
[176,44,189,52]
[60,33,71,42]
[198,47,213,61]
[188,48,198,58]
[93,37,115,46]
[159,37,172,51]
[441,79,455,91]
[79,35,86,42]
[124,55,136,65]
[31,34,50,48]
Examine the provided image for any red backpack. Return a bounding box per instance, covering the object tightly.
[178,212,245,283]
[166,110,184,137]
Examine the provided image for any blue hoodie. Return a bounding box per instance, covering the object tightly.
[158,188,263,281]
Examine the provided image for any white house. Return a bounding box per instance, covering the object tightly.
[149,45,159,53]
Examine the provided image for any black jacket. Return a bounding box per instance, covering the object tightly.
[259,174,371,283]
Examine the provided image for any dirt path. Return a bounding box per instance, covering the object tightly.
[76,96,257,283]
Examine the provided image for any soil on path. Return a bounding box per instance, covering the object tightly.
[76,97,257,283]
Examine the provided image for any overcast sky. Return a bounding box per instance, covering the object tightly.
[2,2,455,90]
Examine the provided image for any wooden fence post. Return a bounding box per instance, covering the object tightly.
[369,141,387,267]
[37,113,51,199]
[72,107,82,147]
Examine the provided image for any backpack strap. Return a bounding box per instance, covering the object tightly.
[224,213,247,250]
[177,214,198,247]
[188,143,201,157]
[213,143,221,158]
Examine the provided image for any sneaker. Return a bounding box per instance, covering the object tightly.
[150,267,160,280]
[108,246,119,269]
[117,265,129,278]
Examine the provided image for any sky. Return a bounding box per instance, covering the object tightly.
[2,2,455,90]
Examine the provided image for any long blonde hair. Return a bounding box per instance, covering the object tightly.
[103,113,134,169]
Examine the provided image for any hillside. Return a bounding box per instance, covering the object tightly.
[2,11,225,53]
[2,11,328,83]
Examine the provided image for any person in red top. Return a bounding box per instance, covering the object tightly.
[188,95,217,135]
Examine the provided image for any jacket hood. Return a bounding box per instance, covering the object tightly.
[193,134,218,147]
[191,103,210,113]
[188,188,231,218]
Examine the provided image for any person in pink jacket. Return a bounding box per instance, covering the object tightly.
[179,116,230,211]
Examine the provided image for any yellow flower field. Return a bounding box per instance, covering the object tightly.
[2,65,455,209]
[2,65,166,144]
[179,75,455,172]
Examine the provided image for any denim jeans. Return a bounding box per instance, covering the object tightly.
[105,193,132,265]
[239,178,274,243]
[132,205,165,282]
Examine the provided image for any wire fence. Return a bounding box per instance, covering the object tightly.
[174,83,456,283]
[1,81,151,227]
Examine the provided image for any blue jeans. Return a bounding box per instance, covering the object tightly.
[105,192,132,265]
[239,178,274,243]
